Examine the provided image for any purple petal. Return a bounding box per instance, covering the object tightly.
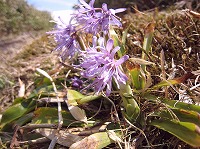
[106,39,114,53]
[110,16,122,27]
[92,36,97,47]
[113,8,126,14]
[106,80,112,95]
[98,37,105,47]
[102,3,108,11]
[115,55,129,66]
[79,0,91,9]
[89,0,95,7]
[110,46,120,58]
[115,67,128,83]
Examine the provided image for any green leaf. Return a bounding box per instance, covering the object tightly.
[143,93,200,113]
[141,22,155,72]
[12,97,26,105]
[122,24,130,45]
[126,60,141,90]
[151,72,193,89]
[32,107,83,127]
[0,98,36,130]
[142,22,155,59]
[14,112,34,126]
[158,108,200,126]
[151,119,200,147]
[122,94,140,122]
[109,26,125,57]
[67,89,85,106]
[130,68,141,90]
[119,84,140,122]
[77,95,102,104]
[163,100,200,114]
[67,89,101,106]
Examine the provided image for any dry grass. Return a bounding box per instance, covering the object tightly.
[0,33,58,110]
[0,7,200,149]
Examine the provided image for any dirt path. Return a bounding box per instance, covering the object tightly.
[0,32,42,55]
[0,32,44,82]
[0,31,58,111]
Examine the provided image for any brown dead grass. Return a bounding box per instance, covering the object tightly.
[0,33,58,110]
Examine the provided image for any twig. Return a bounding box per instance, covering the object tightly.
[20,124,57,129]
[190,84,200,91]
[160,50,168,98]
[48,136,58,149]
[19,137,50,145]
[102,93,121,124]
[88,99,103,120]
[124,117,150,147]
[51,80,63,130]
[36,68,63,148]
[39,97,65,103]
[10,125,20,148]
[59,58,82,72]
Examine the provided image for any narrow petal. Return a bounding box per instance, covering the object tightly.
[115,55,129,66]
[92,36,97,47]
[106,39,114,53]
[102,3,108,11]
[110,16,122,27]
[113,8,126,14]
[79,0,91,9]
[106,80,112,96]
[98,37,105,47]
[89,0,95,7]
[110,46,120,58]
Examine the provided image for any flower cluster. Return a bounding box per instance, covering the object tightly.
[49,0,128,95]
[73,0,126,34]
[80,37,129,95]
[47,18,80,60]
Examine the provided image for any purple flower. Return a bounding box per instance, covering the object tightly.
[80,37,129,95]
[47,17,80,60]
[71,76,83,89]
[100,3,126,33]
[74,0,126,35]
[79,0,95,13]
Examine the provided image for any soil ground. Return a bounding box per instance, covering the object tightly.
[0,32,58,110]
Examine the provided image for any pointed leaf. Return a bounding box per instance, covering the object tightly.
[121,94,140,122]
[32,107,83,127]
[152,72,193,89]
[0,98,36,130]
[109,26,125,57]
[151,119,200,147]
[77,95,102,104]
[36,68,52,81]
[141,22,155,71]
[67,89,85,106]
[67,89,101,105]
[14,113,34,127]
[143,93,200,113]
[158,108,200,126]
[126,61,141,90]
[129,58,155,65]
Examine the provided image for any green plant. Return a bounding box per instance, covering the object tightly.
[0,1,200,148]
